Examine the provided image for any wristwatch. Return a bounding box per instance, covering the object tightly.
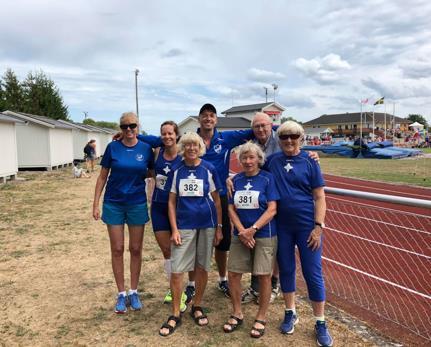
[252,224,259,232]
[315,222,325,228]
[217,223,223,228]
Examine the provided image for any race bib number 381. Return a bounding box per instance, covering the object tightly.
[179,178,204,197]
[234,190,260,209]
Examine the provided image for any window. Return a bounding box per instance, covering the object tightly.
[345,125,349,130]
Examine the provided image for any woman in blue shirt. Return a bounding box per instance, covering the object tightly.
[159,132,223,336]
[264,121,333,347]
[224,142,279,338]
[93,112,154,314]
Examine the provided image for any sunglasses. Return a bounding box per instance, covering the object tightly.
[279,134,301,140]
[120,123,138,130]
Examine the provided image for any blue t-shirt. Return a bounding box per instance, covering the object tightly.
[263,150,325,233]
[138,128,253,196]
[101,140,154,205]
[229,170,279,238]
[152,148,182,204]
[166,159,222,229]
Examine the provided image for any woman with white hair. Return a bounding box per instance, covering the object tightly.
[264,121,333,347]
[159,132,223,337]
[223,142,279,338]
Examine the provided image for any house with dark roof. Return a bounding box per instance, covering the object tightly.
[303,112,410,136]
[178,116,251,134]
[222,102,285,124]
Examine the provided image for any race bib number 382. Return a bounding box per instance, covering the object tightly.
[179,178,204,197]
[234,190,260,209]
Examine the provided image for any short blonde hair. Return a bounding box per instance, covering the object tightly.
[178,132,206,157]
[251,112,272,127]
[277,121,305,138]
[236,141,265,167]
[120,112,139,126]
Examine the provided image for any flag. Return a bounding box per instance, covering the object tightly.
[374,97,384,105]
[360,98,369,104]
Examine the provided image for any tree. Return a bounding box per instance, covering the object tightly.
[83,118,118,130]
[280,116,301,124]
[0,78,5,111]
[22,70,69,120]
[83,118,97,126]
[2,68,24,112]
[407,114,428,129]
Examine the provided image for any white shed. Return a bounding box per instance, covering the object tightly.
[4,111,74,170]
[0,113,24,183]
[76,124,109,157]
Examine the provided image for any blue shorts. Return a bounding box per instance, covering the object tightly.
[150,201,171,232]
[102,202,149,226]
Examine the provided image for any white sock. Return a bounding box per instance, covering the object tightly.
[286,307,296,314]
[315,315,325,322]
[164,259,172,280]
[187,281,195,287]
[118,291,127,297]
[128,289,138,295]
[219,276,227,282]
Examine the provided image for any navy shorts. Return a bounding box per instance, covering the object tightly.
[151,201,171,232]
[214,195,231,252]
[102,202,149,226]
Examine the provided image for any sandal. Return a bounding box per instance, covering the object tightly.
[223,315,243,333]
[190,305,209,326]
[159,315,181,337]
[250,319,266,338]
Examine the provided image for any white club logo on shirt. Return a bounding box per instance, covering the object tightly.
[136,154,144,161]
[244,182,253,190]
[188,172,197,179]
[284,162,293,172]
[163,165,171,175]
[213,144,222,153]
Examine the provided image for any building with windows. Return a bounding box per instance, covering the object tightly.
[221,102,285,124]
[303,112,410,137]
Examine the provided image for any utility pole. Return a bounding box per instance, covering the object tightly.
[135,69,140,118]
[263,87,268,102]
[83,111,88,120]
[272,83,278,102]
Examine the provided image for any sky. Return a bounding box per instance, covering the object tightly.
[1,0,430,134]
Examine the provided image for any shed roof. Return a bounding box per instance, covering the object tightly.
[4,111,75,129]
[222,102,285,114]
[0,112,25,124]
[303,112,409,126]
[186,116,251,128]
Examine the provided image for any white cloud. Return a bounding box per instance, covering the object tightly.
[294,54,351,84]
[247,68,286,82]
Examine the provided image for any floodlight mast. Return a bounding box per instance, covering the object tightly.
[135,69,140,119]
[272,83,278,102]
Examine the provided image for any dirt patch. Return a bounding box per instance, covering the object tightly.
[0,168,398,346]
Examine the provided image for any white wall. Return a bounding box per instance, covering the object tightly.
[72,129,89,160]
[49,128,73,166]
[16,123,50,168]
[179,119,199,135]
[0,122,18,176]
[99,133,112,156]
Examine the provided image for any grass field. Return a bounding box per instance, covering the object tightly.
[0,168,387,346]
[319,155,431,187]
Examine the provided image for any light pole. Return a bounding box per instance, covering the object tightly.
[135,69,140,118]
[272,83,278,102]
[263,87,268,102]
[83,111,88,120]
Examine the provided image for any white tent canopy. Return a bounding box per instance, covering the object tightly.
[409,122,424,129]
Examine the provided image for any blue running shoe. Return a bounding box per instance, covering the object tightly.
[315,321,333,347]
[115,294,127,314]
[218,280,230,298]
[184,285,195,304]
[128,292,142,311]
[280,310,298,334]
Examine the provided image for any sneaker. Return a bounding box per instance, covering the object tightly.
[163,289,172,304]
[241,287,259,304]
[127,292,142,311]
[280,310,298,334]
[180,292,187,313]
[218,280,230,298]
[269,286,280,303]
[115,294,127,314]
[184,285,195,304]
[315,321,333,347]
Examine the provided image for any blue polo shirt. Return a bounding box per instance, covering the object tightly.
[152,148,182,203]
[229,170,279,238]
[101,140,154,205]
[166,159,222,229]
[263,150,325,233]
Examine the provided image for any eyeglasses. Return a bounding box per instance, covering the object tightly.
[120,123,138,130]
[279,134,301,140]
[253,123,271,129]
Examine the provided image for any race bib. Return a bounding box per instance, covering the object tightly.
[179,178,204,197]
[234,190,260,209]
[156,174,167,190]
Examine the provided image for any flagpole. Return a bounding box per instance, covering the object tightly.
[392,102,396,143]
[372,105,375,141]
[384,103,387,141]
[360,102,363,141]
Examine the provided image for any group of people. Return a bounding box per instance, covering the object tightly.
[92,104,333,347]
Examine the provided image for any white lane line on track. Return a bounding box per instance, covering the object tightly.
[323,257,431,300]
[325,178,431,199]
[326,226,431,259]
[326,195,431,219]
[327,209,431,235]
